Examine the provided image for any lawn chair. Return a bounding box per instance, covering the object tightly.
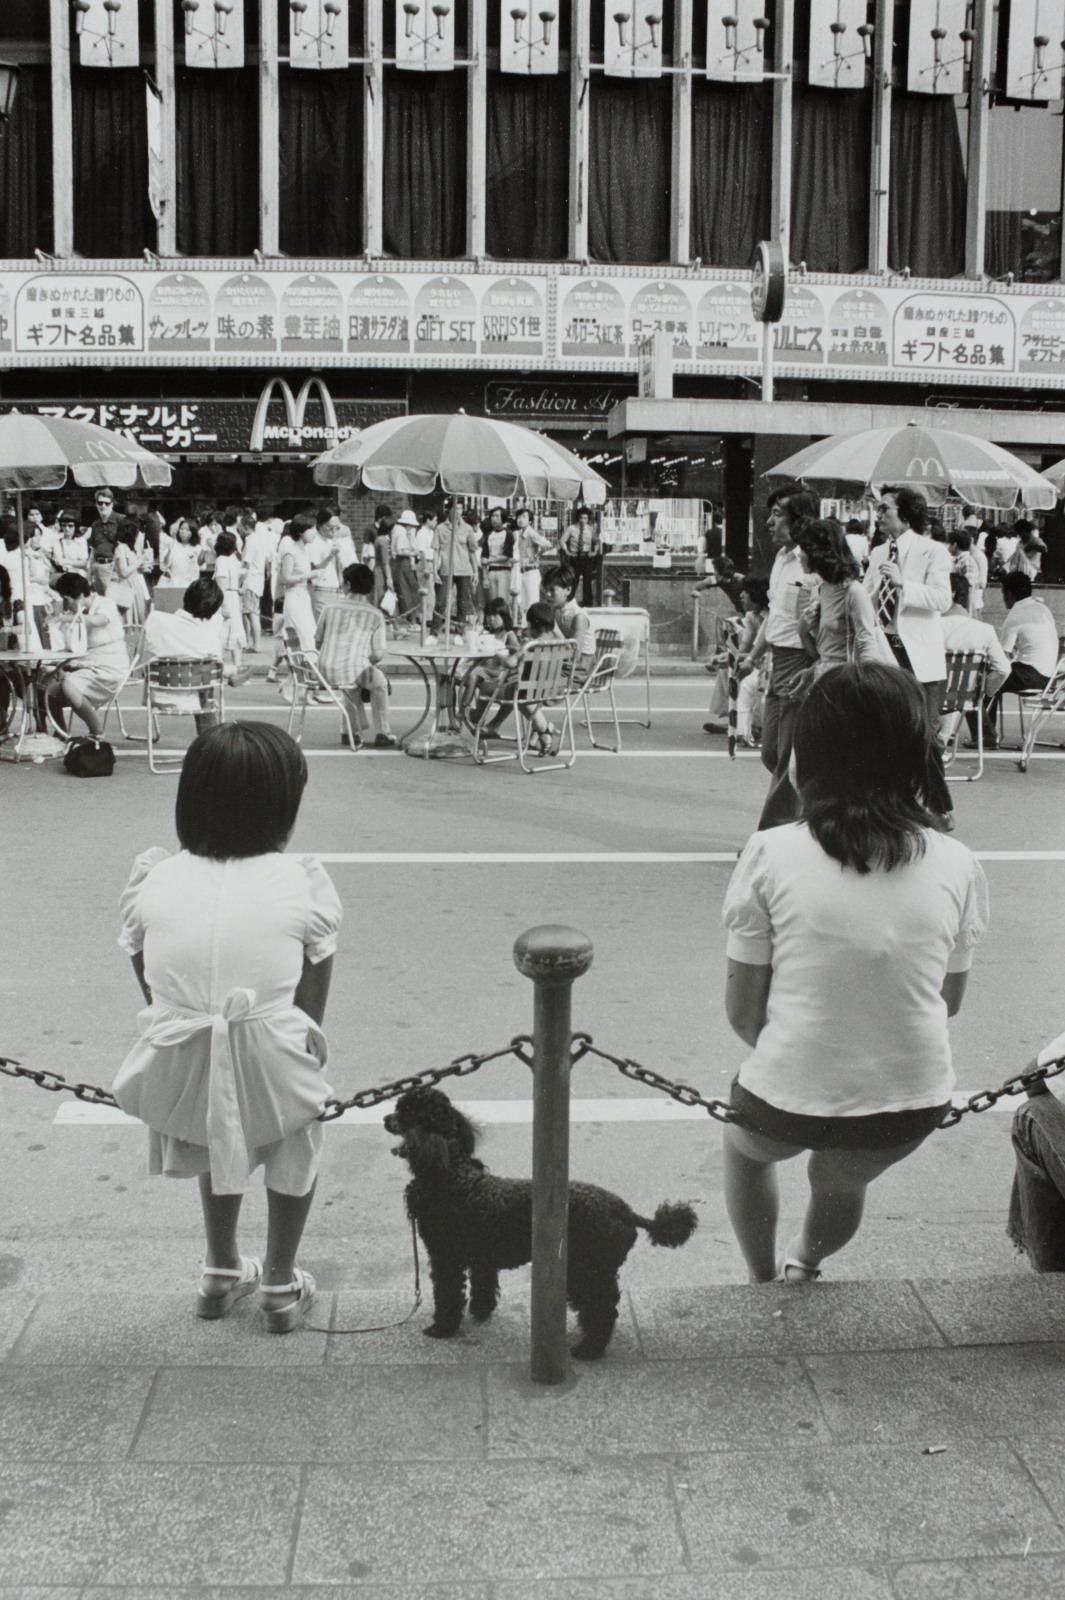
[1015,656,1065,773]
[941,649,991,783]
[99,624,149,742]
[471,638,577,773]
[145,657,225,773]
[282,642,360,749]
[570,627,623,750]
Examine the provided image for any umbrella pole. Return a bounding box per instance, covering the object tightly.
[15,489,32,653]
[444,497,460,640]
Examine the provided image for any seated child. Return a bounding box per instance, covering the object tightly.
[461,597,521,731]
[313,563,396,750]
[541,565,596,686]
[520,599,566,756]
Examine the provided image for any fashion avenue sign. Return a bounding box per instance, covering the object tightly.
[484,381,635,419]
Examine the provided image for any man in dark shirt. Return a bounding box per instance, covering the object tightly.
[88,489,136,564]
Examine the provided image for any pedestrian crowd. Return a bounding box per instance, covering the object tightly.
[0,492,604,752]
[697,486,1059,817]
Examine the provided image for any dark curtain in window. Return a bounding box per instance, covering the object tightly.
[986,212,1062,282]
[176,67,258,255]
[486,73,568,259]
[589,77,671,264]
[280,68,362,256]
[383,70,466,258]
[0,64,52,255]
[690,83,770,268]
[791,86,870,272]
[72,66,152,256]
[889,92,966,277]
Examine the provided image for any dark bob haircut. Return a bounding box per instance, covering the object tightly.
[793,664,937,875]
[1002,570,1033,603]
[794,519,860,585]
[213,530,237,559]
[738,576,770,610]
[175,722,308,861]
[54,571,91,600]
[183,577,224,620]
[540,565,577,598]
[881,485,929,535]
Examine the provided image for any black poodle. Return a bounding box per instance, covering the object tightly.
[384,1085,698,1359]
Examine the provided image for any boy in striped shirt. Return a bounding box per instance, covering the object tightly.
[314,563,396,749]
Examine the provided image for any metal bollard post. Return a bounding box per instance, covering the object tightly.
[513,924,594,1386]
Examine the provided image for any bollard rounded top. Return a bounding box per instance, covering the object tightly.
[513,925,594,986]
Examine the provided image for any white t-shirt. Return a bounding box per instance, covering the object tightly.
[999,597,1059,681]
[723,822,989,1117]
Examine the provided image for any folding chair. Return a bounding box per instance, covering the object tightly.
[471,638,577,773]
[584,607,651,728]
[145,657,225,772]
[1016,657,1065,773]
[570,627,623,750]
[99,624,149,742]
[282,643,360,749]
[941,649,990,783]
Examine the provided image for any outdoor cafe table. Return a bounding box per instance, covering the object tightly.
[389,638,505,760]
[0,648,74,760]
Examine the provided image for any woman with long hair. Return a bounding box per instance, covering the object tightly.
[721,664,988,1283]
[794,519,894,676]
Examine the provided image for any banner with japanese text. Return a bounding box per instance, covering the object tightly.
[2,264,1065,387]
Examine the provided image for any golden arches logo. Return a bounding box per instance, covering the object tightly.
[904,456,947,480]
[250,376,338,451]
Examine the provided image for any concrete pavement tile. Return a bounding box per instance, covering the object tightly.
[913,1275,1065,1345]
[0,1288,38,1362]
[0,1463,300,1586]
[1013,1438,1065,1515]
[135,1364,485,1462]
[485,1357,825,1458]
[7,1289,330,1364]
[0,1365,154,1460]
[675,1442,1063,1569]
[892,1555,1065,1599]
[326,1289,640,1365]
[294,1460,681,1583]
[631,1281,944,1359]
[494,1571,895,1599]
[806,1344,1065,1443]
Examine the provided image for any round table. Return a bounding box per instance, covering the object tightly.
[0,649,75,760]
[390,639,506,760]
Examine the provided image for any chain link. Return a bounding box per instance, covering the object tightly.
[4,1044,1065,1136]
[936,1054,1065,1127]
[317,1038,530,1121]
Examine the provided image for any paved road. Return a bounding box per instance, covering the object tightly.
[2,670,1062,1298]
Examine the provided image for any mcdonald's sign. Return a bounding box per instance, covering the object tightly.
[250,375,347,451]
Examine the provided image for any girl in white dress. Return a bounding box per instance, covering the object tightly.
[211,530,245,670]
[280,513,336,653]
[155,520,204,613]
[112,722,343,1332]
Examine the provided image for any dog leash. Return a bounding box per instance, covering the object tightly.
[301,1216,423,1334]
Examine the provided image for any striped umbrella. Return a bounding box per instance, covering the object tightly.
[765,422,1056,511]
[312,411,609,504]
[0,409,172,650]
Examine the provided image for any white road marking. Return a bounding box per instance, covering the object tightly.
[314,851,1065,864]
[51,1091,1014,1126]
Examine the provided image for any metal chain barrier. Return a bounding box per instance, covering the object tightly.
[4,1038,1065,1135]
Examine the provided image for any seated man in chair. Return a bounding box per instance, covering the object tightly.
[314,562,396,750]
[142,576,251,732]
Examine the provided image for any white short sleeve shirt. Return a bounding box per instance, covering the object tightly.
[723,823,989,1117]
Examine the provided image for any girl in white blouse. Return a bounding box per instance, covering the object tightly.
[721,663,988,1285]
[113,722,342,1333]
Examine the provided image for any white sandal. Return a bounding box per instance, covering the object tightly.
[196,1255,262,1319]
[776,1256,823,1284]
[259,1267,316,1334]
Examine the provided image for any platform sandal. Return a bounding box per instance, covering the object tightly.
[196,1255,262,1320]
[259,1267,316,1334]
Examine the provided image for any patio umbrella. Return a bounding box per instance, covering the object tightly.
[1039,456,1065,496]
[312,411,608,645]
[0,410,172,650]
[765,422,1056,512]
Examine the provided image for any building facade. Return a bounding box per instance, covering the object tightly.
[2,0,1065,569]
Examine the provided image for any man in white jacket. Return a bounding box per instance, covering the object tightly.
[865,485,954,822]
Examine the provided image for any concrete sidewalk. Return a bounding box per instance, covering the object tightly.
[2,1273,1064,1594]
